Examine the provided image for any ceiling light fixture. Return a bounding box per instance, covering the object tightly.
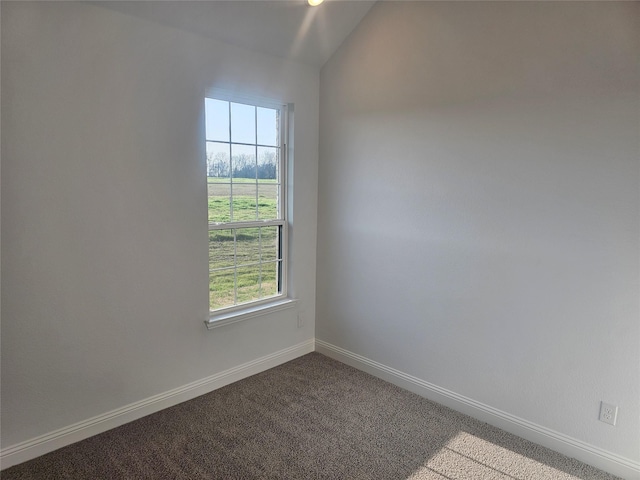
[308,0,324,6]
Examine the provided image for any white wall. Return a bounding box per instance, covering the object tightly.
[1,1,317,452]
[317,0,639,472]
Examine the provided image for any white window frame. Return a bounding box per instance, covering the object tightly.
[204,93,294,329]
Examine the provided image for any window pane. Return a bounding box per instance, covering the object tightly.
[257,147,278,220]
[261,261,280,298]
[208,181,231,224]
[235,264,262,305]
[231,183,257,222]
[234,227,261,266]
[231,144,256,180]
[257,147,278,181]
[210,269,236,311]
[205,99,229,142]
[209,229,235,270]
[257,107,278,146]
[258,182,278,220]
[260,226,280,262]
[230,102,255,144]
[206,142,230,179]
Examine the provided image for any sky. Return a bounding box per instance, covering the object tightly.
[205,98,279,147]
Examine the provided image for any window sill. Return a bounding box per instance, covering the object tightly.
[204,298,297,330]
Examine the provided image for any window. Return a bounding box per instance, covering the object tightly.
[205,97,288,319]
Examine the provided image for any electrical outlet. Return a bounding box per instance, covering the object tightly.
[599,401,618,426]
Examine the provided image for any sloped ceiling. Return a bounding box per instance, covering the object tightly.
[95,0,376,68]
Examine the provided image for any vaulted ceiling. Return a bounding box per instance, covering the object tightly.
[96,1,376,67]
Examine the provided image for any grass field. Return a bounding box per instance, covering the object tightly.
[208,177,281,311]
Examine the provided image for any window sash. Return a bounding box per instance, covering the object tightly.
[208,222,286,313]
[208,219,284,230]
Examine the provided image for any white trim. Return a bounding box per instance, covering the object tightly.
[0,339,315,470]
[205,297,297,329]
[315,339,640,480]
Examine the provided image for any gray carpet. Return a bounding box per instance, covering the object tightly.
[1,353,621,479]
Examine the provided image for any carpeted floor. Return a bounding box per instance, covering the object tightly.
[1,353,622,479]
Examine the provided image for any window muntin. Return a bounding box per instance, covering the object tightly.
[205,98,286,314]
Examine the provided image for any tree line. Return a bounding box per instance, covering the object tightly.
[207,151,277,179]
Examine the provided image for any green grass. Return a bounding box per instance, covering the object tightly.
[208,177,280,311]
[208,177,278,223]
[209,261,279,311]
[208,197,277,223]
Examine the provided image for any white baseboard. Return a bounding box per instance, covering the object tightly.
[0,339,315,470]
[315,339,640,480]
